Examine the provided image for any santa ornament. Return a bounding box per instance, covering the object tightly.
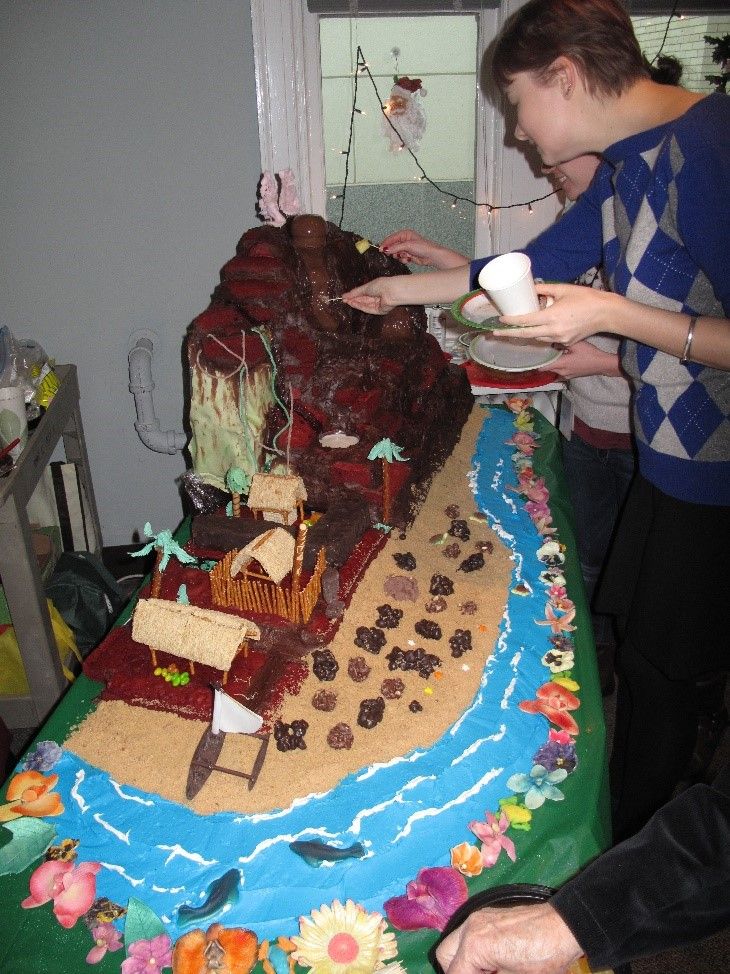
[381,76,427,153]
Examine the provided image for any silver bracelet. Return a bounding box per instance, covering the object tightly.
[680,315,698,363]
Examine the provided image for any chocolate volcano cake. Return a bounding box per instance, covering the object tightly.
[186,213,472,528]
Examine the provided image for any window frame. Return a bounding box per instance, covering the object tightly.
[250,0,517,257]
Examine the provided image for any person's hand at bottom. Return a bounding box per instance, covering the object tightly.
[435,903,583,974]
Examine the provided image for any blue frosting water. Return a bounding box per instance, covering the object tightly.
[55,408,552,940]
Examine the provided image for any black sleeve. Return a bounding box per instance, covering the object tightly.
[550,764,730,970]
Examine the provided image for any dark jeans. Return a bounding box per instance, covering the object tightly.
[560,432,635,645]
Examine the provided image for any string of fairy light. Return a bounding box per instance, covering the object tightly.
[333,0,687,231]
[332,45,559,229]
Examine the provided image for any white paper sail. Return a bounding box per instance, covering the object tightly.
[211,687,263,735]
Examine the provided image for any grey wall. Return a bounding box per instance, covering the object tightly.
[1,1,261,545]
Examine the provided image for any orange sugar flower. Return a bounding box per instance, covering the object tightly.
[450,842,483,878]
[4,770,64,818]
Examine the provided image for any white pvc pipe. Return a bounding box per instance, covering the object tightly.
[128,338,187,454]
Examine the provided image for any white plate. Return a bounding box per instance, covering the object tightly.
[468,334,563,373]
[451,290,521,331]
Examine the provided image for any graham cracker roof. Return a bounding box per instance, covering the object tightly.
[230,527,296,585]
[247,473,307,512]
[132,598,260,671]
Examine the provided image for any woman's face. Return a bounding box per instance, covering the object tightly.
[544,154,602,201]
[505,67,587,167]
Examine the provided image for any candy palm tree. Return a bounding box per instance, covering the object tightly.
[368,438,407,525]
[225,465,251,518]
[131,522,197,598]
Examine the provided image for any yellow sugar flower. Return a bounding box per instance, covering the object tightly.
[292,899,397,974]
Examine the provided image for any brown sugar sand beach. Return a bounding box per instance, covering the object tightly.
[65,407,512,815]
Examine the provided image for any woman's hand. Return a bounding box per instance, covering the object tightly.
[435,903,583,974]
[341,276,404,315]
[342,266,471,314]
[549,340,622,379]
[494,282,619,345]
[380,229,468,270]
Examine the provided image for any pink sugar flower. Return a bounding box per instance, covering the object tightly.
[277,168,300,216]
[257,171,286,226]
[506,431,537,455]
[519,681,580,735]
[87,924,123,965]
[549,729,573,746]
[521,477,549,504]
[121,933,173,974]
[22,859,101,929]
[469,811,517,868]
[525,500,552,524]
[384,866,467,932]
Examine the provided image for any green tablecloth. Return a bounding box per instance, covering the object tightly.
[0,407,610,973]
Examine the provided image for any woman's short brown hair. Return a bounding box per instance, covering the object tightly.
[489,0,648,98]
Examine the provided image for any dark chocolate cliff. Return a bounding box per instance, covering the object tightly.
[186,214,471,529]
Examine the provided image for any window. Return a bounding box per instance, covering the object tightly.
[321,15,479,257]
[632,11,730,92]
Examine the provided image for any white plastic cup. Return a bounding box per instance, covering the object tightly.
[0,384,28,461]
[478,252,539,316]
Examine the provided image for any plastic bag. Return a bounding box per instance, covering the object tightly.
[45,552,126,657]
[0,327,58,410]
[0,590,81,695]
[0,326,20,388]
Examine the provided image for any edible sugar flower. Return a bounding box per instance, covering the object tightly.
[384,867,467,932]
[2,770,64,819]
[22,740,62,773]
[468,811,517,868]
[533,734,578,774]
[536,540,565,564]
[519,681,580,735]
[450,842,483,877]
[549,635,574,654]
[512,456,534,476]
[292,900,397,974]
[542,647,575,673]
[525,500,553,530]
[539,568,566,588]
[520,477,550,504]
[22,859,101,928]
[513,410,535,432]
[506,431,538,455]
[503,396,532,415]
[535,604,576,635]
[507,764,568,809]
[174,924,258,974]
[121,933,173,974]
[87,923,123,965]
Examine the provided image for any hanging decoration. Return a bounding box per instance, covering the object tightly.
[256,169,301,227]
[381,76,427,153]
[335,46,557,229]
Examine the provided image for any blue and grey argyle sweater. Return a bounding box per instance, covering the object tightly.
[472,94,730,505]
